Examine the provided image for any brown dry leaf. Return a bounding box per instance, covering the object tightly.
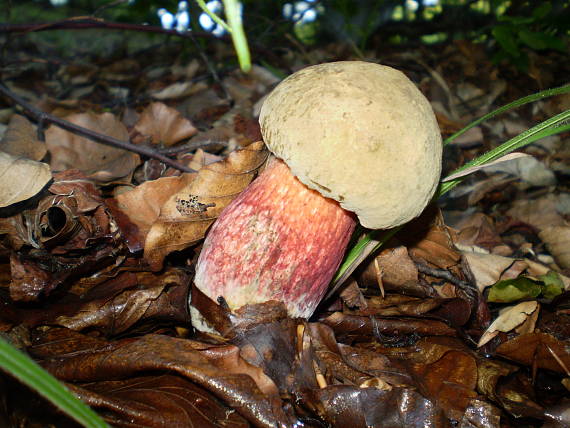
[358,245,419,292]
[453,213,505,253]
[0,151,52,207]
[151,80,207,100]
[0,115,47,160]
[144,141,268,270]
[131,102,198,147]
[478,301,539,347]
[111,173,196,252]
[461,252,527,293]
[495,332,570,374]
[539,226,570,269]
[404,208,462,270]
[45,112,140,183]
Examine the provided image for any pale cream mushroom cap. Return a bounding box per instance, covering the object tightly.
[259,61,442,229]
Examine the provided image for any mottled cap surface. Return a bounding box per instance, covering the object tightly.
[259,61,442,229]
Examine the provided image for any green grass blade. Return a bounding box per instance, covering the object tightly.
[222,0,251,72]
[444,83,570,145]
[0,337,109,428]
[195,0,231,32]
[438,109,570,196]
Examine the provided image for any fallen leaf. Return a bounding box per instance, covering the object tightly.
[0,151,51,207]
[0,114,47,160]
[72,375,251,428]
[539,226,570,269]
[110,173,196,252]
[45,112,140,183]
[35,331,294,426]
[144,141,268,270]
[495,332,570,373]
[131,102,198,147]
[478,301,539,347]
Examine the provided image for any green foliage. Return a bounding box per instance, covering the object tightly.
[487,272,563,303]
[490,2,568,71]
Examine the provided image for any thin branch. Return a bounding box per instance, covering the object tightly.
[0,82,195,173]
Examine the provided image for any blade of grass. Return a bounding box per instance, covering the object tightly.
[332,108,570,290]
[223,0,251,73]
[196,0,231,32]
[444,83,570,145]
[439,109,570,195]
[0,337,109,428]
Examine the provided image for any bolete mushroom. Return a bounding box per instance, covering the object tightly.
[192,61,442,329]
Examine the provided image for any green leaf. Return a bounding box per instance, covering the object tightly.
[0,337,109,428]
[488,277,542,303]
[492,25,520,57]
[532,3,551,20]
[518,29,567,51]
[539,271,564,299]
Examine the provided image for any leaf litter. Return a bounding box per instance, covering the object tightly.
[0,30,569,428]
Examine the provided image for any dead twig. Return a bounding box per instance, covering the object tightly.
[0,82,195,173]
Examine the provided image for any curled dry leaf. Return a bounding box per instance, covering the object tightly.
[131,102,198,147]
[0,151,51,207]
[144,141,268,270]
[477,301,539,347]
[111,173,196,252]
[45,112,140,183]
[0,114,47,160]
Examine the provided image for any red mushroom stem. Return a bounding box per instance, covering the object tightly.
[194,157,357,319]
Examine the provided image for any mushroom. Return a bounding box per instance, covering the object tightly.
[191,61,442,329]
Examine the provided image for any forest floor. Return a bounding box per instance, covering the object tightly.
[0,22,569,427]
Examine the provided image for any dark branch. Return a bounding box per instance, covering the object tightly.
[0,82,196,173]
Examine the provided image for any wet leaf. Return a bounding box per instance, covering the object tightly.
[72,375,250,428]
[34,331,294,426]
[495,332,570,374]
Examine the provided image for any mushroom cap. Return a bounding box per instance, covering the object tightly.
[259,61,442,229]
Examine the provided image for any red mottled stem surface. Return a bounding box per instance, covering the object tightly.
[194,157,357,319]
